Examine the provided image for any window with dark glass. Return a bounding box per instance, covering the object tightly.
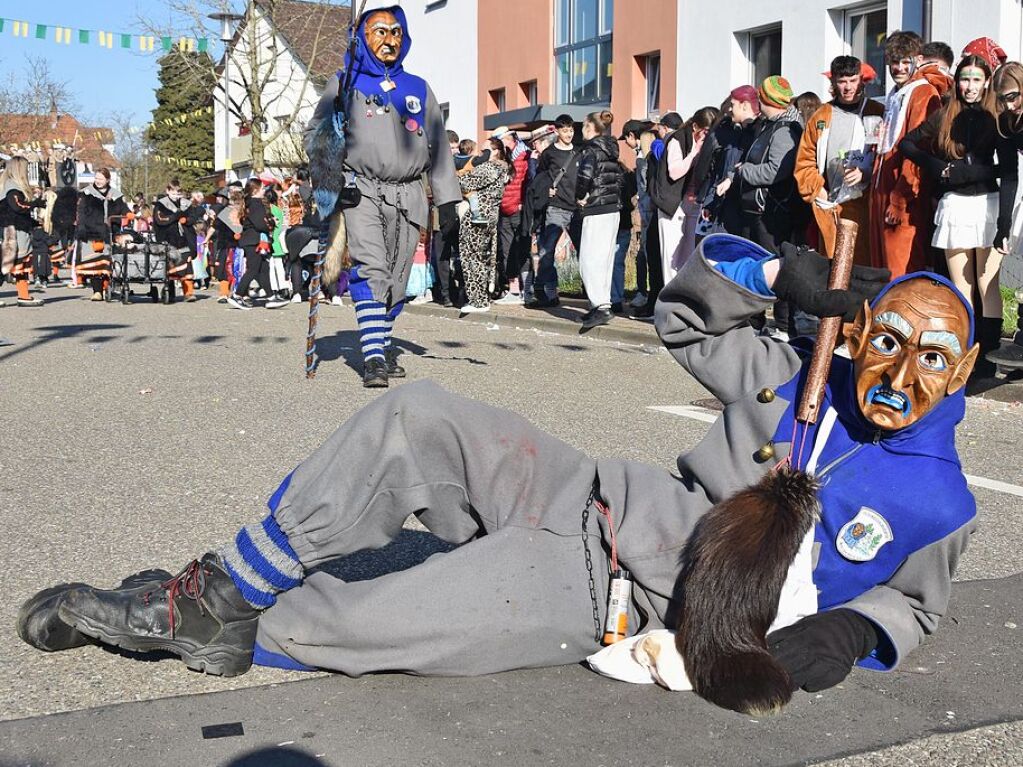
[748,27,782,86]
[554,0,613,105]
[846,4,886,98]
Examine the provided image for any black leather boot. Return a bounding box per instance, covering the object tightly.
[18,568,172,652]
[385,347,406,378]
[362,357,389,388]
[58,553,260,676]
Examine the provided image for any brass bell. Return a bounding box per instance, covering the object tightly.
[757,387,776,404]
[754,442,775,463]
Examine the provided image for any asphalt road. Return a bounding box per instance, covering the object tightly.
[1,283,1021,765]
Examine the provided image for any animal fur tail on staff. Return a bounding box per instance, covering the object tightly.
[304,0,367,378]
[675,219,859,716]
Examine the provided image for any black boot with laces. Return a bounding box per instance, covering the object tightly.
[57,553,260,677]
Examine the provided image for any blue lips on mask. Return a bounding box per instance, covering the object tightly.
[865,384,912,416]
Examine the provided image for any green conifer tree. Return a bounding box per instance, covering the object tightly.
[146,51,216,192]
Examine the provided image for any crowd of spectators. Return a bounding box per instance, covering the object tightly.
[4,30,1022,383]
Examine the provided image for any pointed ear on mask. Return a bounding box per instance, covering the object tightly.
[843,300,873,358]
[947,342,980,396]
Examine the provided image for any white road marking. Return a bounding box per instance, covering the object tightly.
[647,405,719,424]
[650,404,1023,499]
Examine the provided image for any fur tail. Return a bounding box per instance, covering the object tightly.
[675,466,820,716]
[307,110,347,220]
[322,213,349,290]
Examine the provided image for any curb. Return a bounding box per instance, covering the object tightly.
[402,300,662,347]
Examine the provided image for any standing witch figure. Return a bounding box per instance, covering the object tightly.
[306,5,460,387]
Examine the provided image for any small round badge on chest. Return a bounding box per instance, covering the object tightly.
[404,118,419,133]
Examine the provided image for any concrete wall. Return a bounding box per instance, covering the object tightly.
[401,0,480,142]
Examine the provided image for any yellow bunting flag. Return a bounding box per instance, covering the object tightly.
[12,20,30,37]
[55,26,72,44]
[178,37,194,52]
[139,35,155,52]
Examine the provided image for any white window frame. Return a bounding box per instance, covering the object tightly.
[843,3,887,98]
[745,25,782,86]
[553,0,613,106]
[645,53,661,119]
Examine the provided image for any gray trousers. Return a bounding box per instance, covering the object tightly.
[344,186,421,306]
[257,381,621,676]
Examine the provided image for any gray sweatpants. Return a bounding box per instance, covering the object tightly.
[343,184,421,306]
[256,381,619,676]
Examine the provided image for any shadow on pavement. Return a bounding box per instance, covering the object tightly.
[2,572,1021,766]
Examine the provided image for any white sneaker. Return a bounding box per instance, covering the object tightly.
[265,294,290,309]
[290,293,303,304]
[494,293,524,306]
[460,303,490,314]
[330,295,344,307]
[630,292,648,308]
[409,294,432,305]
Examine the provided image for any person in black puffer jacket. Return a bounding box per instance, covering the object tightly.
[574,110,623,329]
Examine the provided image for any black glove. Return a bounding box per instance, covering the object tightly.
[773,243,891,322]
[438,202,459,240]
[767,609,879,693]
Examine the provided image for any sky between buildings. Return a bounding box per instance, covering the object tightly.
[0,0,349,131]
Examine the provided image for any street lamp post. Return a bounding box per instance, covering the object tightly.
[209,10,243,185]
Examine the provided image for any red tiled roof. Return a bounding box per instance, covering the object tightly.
[258,0,352,83]
[0,112,120,168]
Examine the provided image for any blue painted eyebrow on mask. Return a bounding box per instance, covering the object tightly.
[875,311,913,339]
[920,330,962,357]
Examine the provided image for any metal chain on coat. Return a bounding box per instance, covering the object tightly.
[580,481,602,644]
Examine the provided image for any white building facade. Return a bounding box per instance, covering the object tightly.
[399,0,480,141]
[676,0,1023,111]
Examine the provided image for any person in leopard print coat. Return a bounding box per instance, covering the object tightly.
[458,141,510,311]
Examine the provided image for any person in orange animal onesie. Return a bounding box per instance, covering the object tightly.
[869,31,946,278]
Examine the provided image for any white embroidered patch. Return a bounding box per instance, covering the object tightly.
[405,95,422,114]
[836,507,893,562]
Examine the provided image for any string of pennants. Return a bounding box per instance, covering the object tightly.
[152,154,215,170]
[155,106,214,128]
[0,17,209,53]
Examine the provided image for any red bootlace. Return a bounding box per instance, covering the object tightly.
[158,560,210,638]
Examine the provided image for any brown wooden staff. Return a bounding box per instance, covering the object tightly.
[796,218,858,425]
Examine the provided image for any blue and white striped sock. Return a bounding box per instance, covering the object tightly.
[383,300,404,350]
[219,515,304,609]
[354,298,388,361]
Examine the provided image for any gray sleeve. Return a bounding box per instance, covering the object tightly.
[304,76,340,155]
[841,518,977,670]
[425,85,461,207]
[739,126,798,187]
[654,249,803,405]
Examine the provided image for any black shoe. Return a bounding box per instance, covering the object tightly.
[580,307,613,330]
[18,568,172,653]
[57,554,260,677]
[610,302,624,314]
[578,306,597,322]
[988,339,1023,370]
[385,347,406,378]
[526,295,560,309]
[633,301,655,318]
[362,358,389,388]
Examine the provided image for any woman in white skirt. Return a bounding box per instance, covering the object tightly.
[574,110,623,330]
[901,54,1015,378]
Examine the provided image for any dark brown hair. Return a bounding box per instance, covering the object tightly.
[884,30,923,63]
[584,110,614,136]
[994,61,1023,136]
[936,55,997,160]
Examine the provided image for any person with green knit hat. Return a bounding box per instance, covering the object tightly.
[759,75,794,110]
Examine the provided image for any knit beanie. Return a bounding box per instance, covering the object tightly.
[730,85,759,107]
[759,76,793,109]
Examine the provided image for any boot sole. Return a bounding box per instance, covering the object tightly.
[58,606,257,677]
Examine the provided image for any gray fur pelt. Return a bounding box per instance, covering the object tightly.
[322,212,349,290]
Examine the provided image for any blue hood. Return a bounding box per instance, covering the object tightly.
[346,5,412,79]
[341,5,425,124]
